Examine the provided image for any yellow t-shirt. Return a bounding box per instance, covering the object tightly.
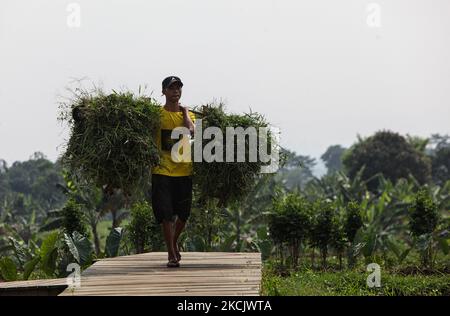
[152,107,195,177]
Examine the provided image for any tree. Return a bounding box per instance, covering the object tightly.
[268,192,312,267]
[406,135,429,153]
[427,134,450,186]
[428,133,450,151]
[0,159,7,173]
[409,189,439,268]
[0,159,9,201]
[331,217,346,269]
[344,201,363,244]
[0,153,66,221]
[310,200,337,268]
[342,130,432,191]
[321,145,346,174]
[276,148,316,190]
[431,147,450,185]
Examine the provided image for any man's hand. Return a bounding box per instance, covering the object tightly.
[178,103,195,136]
[178,103,189,116]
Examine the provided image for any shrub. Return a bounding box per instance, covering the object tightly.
[126,200,163,254]
[344,201,363,243]
[61,197,88,237]
[268,192,312,267]
[183,203,225,251]
[310,200,338,268]
[409,189,440,267]
[331,216,346,269]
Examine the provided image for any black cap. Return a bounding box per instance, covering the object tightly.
[162,76,183,90]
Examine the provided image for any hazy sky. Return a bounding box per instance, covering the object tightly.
[1,0,449,173]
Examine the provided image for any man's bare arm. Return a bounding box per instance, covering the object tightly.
[179,104,195,136]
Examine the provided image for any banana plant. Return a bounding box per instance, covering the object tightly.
[384,236,412,265]
[63,231,93,267]
[0,257,17,281]
[219,174,278,253]
[408,181,449,264]
[307,166,382,205]
[105,227,123,257]
[353,183,413,263]
[0,231,60,281]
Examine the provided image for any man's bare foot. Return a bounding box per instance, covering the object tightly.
[167,258,179,268]
[167,248,180,267]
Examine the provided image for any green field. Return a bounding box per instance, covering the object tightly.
[262,265,450,296]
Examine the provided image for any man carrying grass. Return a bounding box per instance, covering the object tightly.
[152,76,195,268]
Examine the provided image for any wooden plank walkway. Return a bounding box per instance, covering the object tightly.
[0,278,67,296]
[59,252,261,296]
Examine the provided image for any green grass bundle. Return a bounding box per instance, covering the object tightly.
[192,103,273,207]
[60,89,161,197]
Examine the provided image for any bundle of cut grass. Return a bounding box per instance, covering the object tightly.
[59,89,161,197]
[192,103,274,207]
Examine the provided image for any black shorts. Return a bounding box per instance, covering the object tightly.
[151,174,193,224]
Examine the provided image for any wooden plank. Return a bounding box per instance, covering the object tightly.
[0,278,67,289]
[0,278,68,296]
[60,252,261,296]
[62,292,260,296]
[64,285,259,292]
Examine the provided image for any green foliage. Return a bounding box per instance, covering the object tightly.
[269,193,312,243]
[0,257,18,281]
[344,201,363,243]
[409,189,440,267]
[342,130,432,191]
[310,200,339,267]
[61,198,88,237]
[409,189,439,237]
[40,231,59,276]
[268,192,312,266]
[55,172,127,255]
[184,174,278,253]
[8,237,33,269]
[0,231,62,280]
[428,134,450,186]
[321,145,346,174]
[105,227,123,257]
[385,237,412,265]
[330,217,346,269]
[63,231,94,266]
[182,202,225,251]
[254,226,273,260]
[406,135,429,153]
[60,89,161,197]
[1,126,448,291]
[275,148,316,190]
[0,153,66,221]
[23,256,40,280]
[262,266,450,296]
[125,200,162,254]
[432,149,450,185]
[306,166,377,204]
